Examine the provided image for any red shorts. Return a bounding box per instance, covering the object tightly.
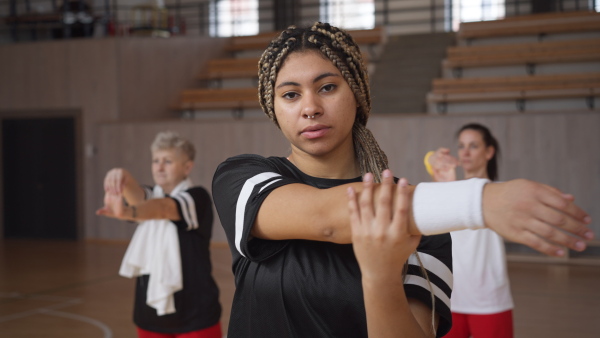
[136,322,222,338]
[443,310,513,338]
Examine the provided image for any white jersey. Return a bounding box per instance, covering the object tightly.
[450,227,514,314]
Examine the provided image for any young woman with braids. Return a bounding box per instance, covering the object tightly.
[425,123,515,338]
[211,23,593,337]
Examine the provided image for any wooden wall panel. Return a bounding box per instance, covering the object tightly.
[116,37,229,121]
[0,37,229,239]
[0,41,70,109]
[95,112,600,244]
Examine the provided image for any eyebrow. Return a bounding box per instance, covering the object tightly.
[275,72,340,89]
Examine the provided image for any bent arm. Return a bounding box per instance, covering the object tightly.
[253,181,419,244]
[103,168,145,205]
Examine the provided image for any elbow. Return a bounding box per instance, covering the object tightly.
[314,218,350,244]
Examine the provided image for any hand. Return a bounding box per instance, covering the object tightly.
[429,148,457,182]
[96,191,130,220]
[348,170,421,281]
[483,179,594,257]
[103,168,133,194]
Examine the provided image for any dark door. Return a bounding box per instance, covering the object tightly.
[2,117,77,239]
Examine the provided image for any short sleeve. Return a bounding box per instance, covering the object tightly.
[404,234,453,337]
[169,186,213,237]
[212,154,300,262]
[141,185,154,201]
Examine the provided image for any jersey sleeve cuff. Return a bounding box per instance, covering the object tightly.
[412,178,490,235]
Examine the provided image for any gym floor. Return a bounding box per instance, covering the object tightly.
[1,239,599,337]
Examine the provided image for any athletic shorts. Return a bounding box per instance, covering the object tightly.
[443,310,513,338]
[136,322,222,338]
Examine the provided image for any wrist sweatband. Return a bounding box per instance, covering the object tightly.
[424,151,435,177]
[412,178,490,235]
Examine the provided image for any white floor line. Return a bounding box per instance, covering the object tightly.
[40,309,113,338]
[0,292,113,337]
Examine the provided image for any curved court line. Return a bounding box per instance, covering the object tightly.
[40,309,113,338]
[0,293,112,338]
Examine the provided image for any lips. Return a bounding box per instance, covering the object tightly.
[301,124,330,139]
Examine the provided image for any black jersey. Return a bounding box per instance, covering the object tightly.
[213,155,453,337]
[133,186,222,334]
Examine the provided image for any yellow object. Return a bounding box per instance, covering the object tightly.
[424,150,435,177]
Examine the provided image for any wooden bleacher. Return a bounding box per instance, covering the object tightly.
[444,38,600,75]
[197,57,261,81]
[178,87,260,109]
[176,27,385,117]
[428,73,600,112]
[427,11,600,114]
[458,10,600,40]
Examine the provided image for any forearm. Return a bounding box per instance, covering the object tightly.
[362,278,433,338]
[122,181,145,205]
[122,198,181,222]
[253,182,419,244]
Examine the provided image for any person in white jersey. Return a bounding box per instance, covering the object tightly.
[425,123,513,338]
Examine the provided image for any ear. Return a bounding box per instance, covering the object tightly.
[485,146,495,161]
[183,160,194,177]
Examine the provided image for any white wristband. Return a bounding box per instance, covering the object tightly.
[412,178,490,235]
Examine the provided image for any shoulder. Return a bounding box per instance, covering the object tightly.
[216,154,286,171]
[181,186,211,202]
[213,154,291,184]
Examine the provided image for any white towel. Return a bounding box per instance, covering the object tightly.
[119,179,192,315]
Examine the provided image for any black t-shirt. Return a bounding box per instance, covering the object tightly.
[213,155,453,337]
[133,186,221,334]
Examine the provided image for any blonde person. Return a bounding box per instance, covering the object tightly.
[96,131,222,338]
[211,23,593,337]
[426,123,516,338]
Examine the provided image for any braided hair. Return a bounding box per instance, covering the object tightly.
[258,22,388,182]
[259,23,437,334]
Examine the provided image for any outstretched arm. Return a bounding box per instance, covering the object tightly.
[96,191,181,222]
[253,175,593,256]
[348,170,435,337]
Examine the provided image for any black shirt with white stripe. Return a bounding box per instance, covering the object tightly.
[133,185,222,333]
[212,154,453,337]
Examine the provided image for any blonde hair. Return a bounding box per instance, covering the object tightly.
[258,23,437,334]
[150,131,195,161]
[258,22,388,183]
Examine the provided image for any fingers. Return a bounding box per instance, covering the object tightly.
[514,228,565,257]
[392,177,410,229]
[537,185,594,241]
[104,168,126,194]
[526,216,587,253]
[375,170,394,227]
[359,173,375,228]
[347,186,361,233]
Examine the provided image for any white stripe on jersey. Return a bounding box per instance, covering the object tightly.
[180,192,198,230]
[259,179,282,194]
[172,194,193,229]
[404,274,451,310]
[235,172,282,258]
[408,252,453,289]
[144,186,153,200]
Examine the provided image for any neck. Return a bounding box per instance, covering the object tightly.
[287,143,360,179]
[160,179,185,195]
[463,167,489,180]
